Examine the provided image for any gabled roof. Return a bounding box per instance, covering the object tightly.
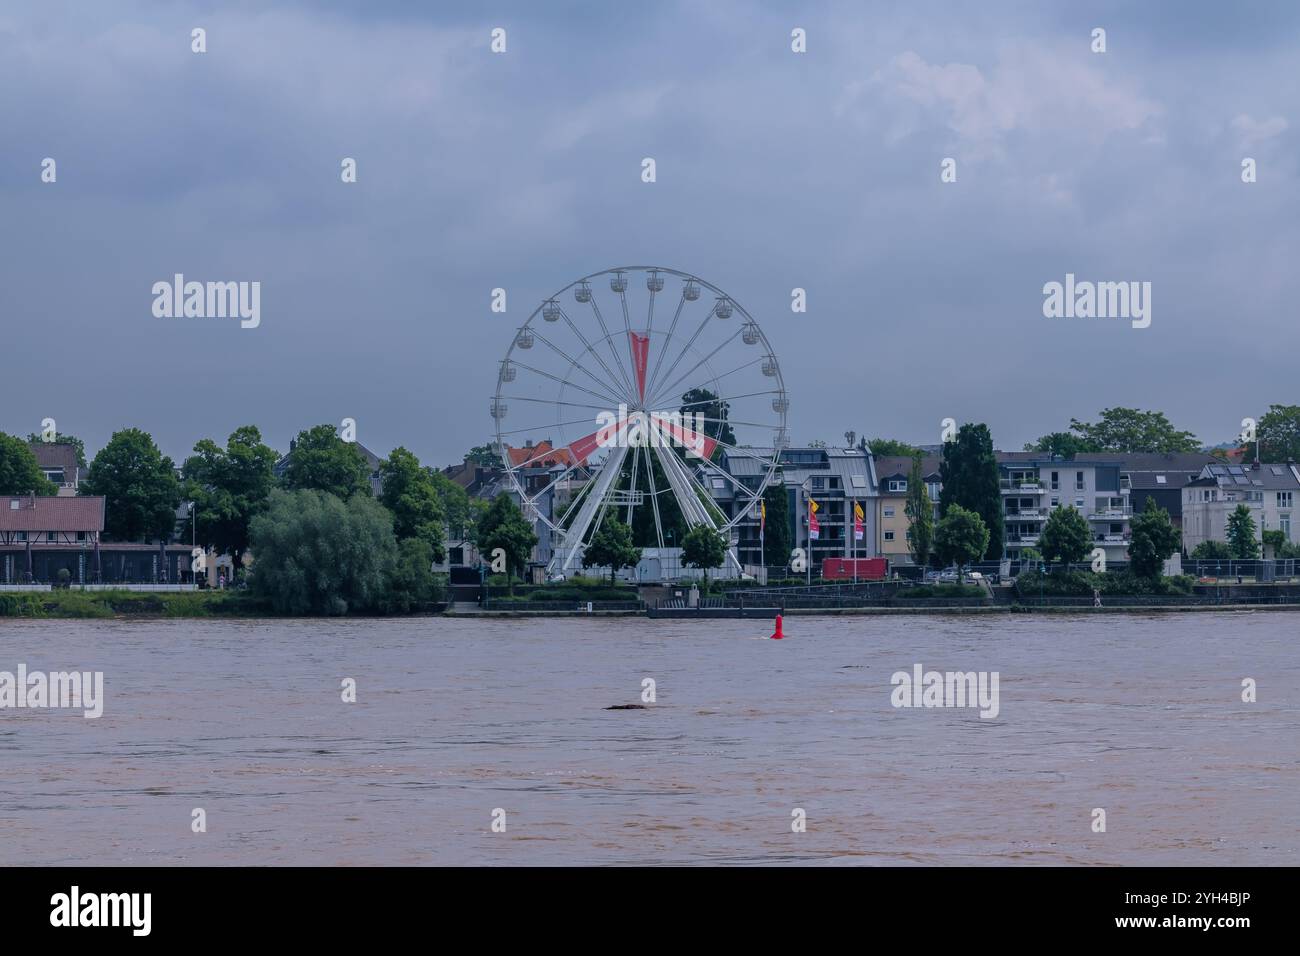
[504,440,585,469]
[27,442,80,474]
[0,495,105,532]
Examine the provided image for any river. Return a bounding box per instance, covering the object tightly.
[1,612,1295,865]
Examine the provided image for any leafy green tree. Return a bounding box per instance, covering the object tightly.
[1257,404,1300,463]
[939,423,1003,560]
[24,431,87,467]
[379,447,446,561]
[379,538,441,612]
[680,387,734,454]
[0,432,57,496]
[1226,504,1260,558]
[429,469,484,542]
[475,493,538,591]
[84,428,180,541]
[180,425,277,559]
[249,489,397,615]
[904,454,934,567]
[582,517,641,585]
[761,482,791,568]
[933,504,990,580]
[869,438,921,457]
[1129,497,1181,578]
[1039,506,1092,569]
[681,523,728,585]
[1022,431,1099,459]
[1190,539,1232,560]
[1021,547,1044,567]
[465,443,503,469]
[1067,407,1199,454]
[281,424,371,498]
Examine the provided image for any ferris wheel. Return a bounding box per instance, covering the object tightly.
[491,266,788,576]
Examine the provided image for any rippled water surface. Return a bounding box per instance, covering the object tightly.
[1,612,1296,865]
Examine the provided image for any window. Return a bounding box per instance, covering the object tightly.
[1075,498,1084,509]
[1050,471,1059,490]
[1050,496,1059,507]
[883,507,895,518]
[1278,492,1293,509]
[888,479,906,492]
[883,530,895,541]
[16,532,26,541]
[8,499,18,510]
[851,474,867,489]
[47,531,56,542]
[77,532,86,542]
[1282,514,1292,540]
[1075,471,1085,491]
[711,477,726,489]
[812,477,824,490]
[1155,475,1167,484]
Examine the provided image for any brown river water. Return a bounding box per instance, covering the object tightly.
[0,612,1295,866]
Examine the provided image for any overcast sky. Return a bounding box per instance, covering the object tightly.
[2,1,1296,468]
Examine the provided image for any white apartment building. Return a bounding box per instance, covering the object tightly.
[1181,462,1300,551]
[998,454,1132,563]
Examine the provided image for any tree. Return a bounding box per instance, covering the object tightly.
[281,424,372,498]
[465,443,503,469]
[249,489,397,615]
[83,428,180,541]
[939,423,1003,560]
[761,482,791,568]
[475,493,538,591]
[680,387,734,454]
[1022,431,1098,459]
[1257,404,1300,463]
[24,431,87,467]
[933,505,990,580]
[1129,497,1181,578]
[180,425,278,560]
[430,469,484,542]
[1190,539,1232,560]
[904,454,934,567]
[380,538,441,613]
[0,432,57,496]
[681,523,728,585]
[1262,529,1286,558]
[1226,504,1259,559]
[379,447,446,561]
[869,438,920,457]
[583,517,641,585]
[1067,407,1199,454]
[1039,506,1092,570]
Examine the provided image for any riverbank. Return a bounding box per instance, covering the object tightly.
[0,589,271,619]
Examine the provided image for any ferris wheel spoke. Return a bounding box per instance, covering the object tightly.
[645,290,688,400]
[555,445,628,573]
[647,327,742,410]
[643,448,666,549]
[625,443,642,527]
[510,358,625,410]
[496,394,616,414]
[645,300,718,407]
[678,388,782,409]
[586,297,637,400]
[557,307,634,407]
[527,326,631,407]
[660,354,765,402]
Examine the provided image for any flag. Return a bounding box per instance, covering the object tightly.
[760,500,766,533]
[809,497,820,540]
[853,501,864,541]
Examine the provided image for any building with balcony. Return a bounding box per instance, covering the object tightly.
[27,442,85,496]
[997,453,1132,562]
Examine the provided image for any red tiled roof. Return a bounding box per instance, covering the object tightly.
[504,441,583,468]
[0,495,105,532]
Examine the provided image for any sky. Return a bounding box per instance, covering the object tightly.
[2,0,1297,468]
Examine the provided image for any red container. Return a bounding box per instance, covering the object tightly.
[821,557,887,580]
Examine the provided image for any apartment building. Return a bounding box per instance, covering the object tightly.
[997,454,1131,563]
[1181,461,1300,551]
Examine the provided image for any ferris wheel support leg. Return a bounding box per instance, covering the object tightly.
[552,444,629,575]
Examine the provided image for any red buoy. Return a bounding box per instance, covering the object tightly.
[770,613,785,640]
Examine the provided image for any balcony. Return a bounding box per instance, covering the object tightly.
[1005,508,1048,521]
[1088,508,1132,520]
[1000,479,1044,493]
[1008,534,1041,545]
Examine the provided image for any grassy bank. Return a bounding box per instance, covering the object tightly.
[0,589,272,619]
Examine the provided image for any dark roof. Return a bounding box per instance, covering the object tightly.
[873,455,941,487]
[1197,462,1300,490]
[27,442,80,473]
[0,495,105,532]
